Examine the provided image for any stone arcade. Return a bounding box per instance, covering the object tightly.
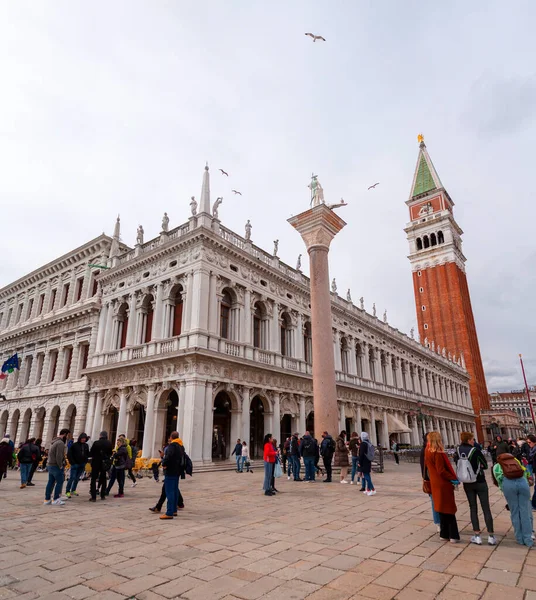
[0,165,476,462]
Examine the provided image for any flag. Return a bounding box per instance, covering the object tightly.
[1,353,21,374]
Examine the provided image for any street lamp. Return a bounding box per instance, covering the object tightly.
[409,401,434,445]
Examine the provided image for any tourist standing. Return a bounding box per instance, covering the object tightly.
[334,431,349,484]
[391,438,400,465]
[26,438,42,486]
[160,431,185,520]
[110,438,128,498]
[282,438,289,475]
[425,431,460,542]
[320,431,335,483]
[0,437,13,483]
[454,431,496,545]
[420,433,440,531]
[289,432,301,481]
[231,439,242,472]
[127,439,138,487]
[300,431,318,482]
[241,441,250,472]
[359,432,376,495]
[527,435,536,508]
[263,433,277,496]
[44,428,70,506]
[17,438,39,489]
[348,433,360,484]
[89,431,113,502]
[66,433,89,498]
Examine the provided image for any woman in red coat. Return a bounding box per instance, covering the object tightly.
[425,431,460,542]
[263,434,277,496]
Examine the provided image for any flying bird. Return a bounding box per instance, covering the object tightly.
[305,33,326,42]
[368,183,380,190]
[232,190,242,195]
[219,169,229,176]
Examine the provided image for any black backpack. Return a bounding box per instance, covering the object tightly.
[302,438,314,453]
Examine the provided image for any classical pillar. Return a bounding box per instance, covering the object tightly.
[295,314,304,360]
[333,331,342,372]
[339,402,346,433]
[85,392,97,441]
[270,301,279,353]
[362,342,371,380]
[117,388,128,438]
[182,272,193,334]
[242,386,251,443]
[178,381,186,434]
[126,293,137,346]
[273,392,281,445]
[181,378,207,461]
[103,302,115,351]
[369,407,377,445]
[411,416,420,446]
[142,385,156,458]
[288,204,346,438]
[91,392,104,441]
[382,410,389,447]
[298,396,306,434]
[202,382,214,462]
[189,268,211,334]
[151,283,164,340]
[349,339,358,375]
[402,413,411,444]
[242,289,252,345]
[356,405,362,434]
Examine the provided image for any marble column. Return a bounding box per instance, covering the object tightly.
[242,289,252,346]
[151,283,164,340]
[85,392,97,442]
[181,378,207,461]
[273,392,281,445]
[117,388,128,438]
[142,385,156,458]
[333,331,342,372]
[369,407,377,445]
[202,383,214,462]
[382,410,389,447]
[339,402,346,433]
[295,314,304,361]
[91,392,104,441]
[298,397,306,434]
[242,386,251,444]
[270,302,280,353]
[103,302,115,352]
[356,405,362,434]
[288,204,346,439]
[126,293,137,346]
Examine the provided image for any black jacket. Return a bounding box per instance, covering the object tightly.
[299,435,318,458]
[358,441,372,474]
[162,441,185,477]
[290,436,300,457]
[320,435,335,457]
[68,435,90,466]
[453,443,488,484]
[18,442,39,464]
[89,438,113,469]
[231,443,242,457]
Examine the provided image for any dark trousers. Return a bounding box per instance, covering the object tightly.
[116,469,125,494]
[164,475,179,516]
[439,513,460,540]
[27,462,39,483]
[127,468,136,483]
[393,452,399,465]
[156,481,184,510]
[464,481,494,533]
[291,456,301,480]
[322,455,333,481]
[91,466,107,499]
[303,456,315,481]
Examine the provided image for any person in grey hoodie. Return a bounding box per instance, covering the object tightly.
[44,428,70,506]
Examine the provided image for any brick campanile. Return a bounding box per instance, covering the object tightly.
[405,136,489,440]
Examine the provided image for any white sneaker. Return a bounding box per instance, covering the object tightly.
[367,490,377,496]
[470,535,482,545]
[350,481,354,485]
[436,525,441,533]
[287,476,291,480]
[340,480,348,484]
[51,499,65,506]
[488,536,497,546]
[43,500,51,505]
[362,490,368,494]
[131,482,137,488]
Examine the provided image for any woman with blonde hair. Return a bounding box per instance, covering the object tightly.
[425,431,460,542]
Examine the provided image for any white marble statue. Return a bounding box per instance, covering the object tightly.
[359,297,364,310]
[346,289,352,302]
[410,327,414,339]
[273,239,279,256]
[308,174,325,207]
[190,196,198,216]
[296,254,302,271]
[162,212,169,232]
[331,278,337,293]
[372,303,377,317]
[212,197,223,218]
[136,225,144,245]
[245,220,252,241]
[431,341,435,352]
[383,310,387,323]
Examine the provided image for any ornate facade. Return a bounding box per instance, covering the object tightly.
[489,387,536,435]
[0,165,476,462]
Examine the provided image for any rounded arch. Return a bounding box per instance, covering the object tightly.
[168,284,184,338]
[416,237,423,251]
[280,311,293,357]
[437,230,444,244]
[116,301,129,349]
[253,301,269,349]
[141,293,155,344]
[64,403,77,434]
[0,409,8,438]
[33,407,46,441]
[45,405,61,446]
[430,232,437,246]
[249,393,266,459]
[423,235,430,249]
[20,407,33,443]
[220,288,236,340]
[10,409,20,443]
[213,390,233,460]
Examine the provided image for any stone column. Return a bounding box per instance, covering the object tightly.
[142,385,156,458]
[288,204,346,438]
[181,378,207,461]
[356,405,362,434]
[207,273,219,336]
[242,386,251,444]
[151,283,164,340]
[339,402,346,433]
[181,272,193,334]
[333,330,342,372]
[295,314,304,360]
[349,339,358,375]
[382,410,389,447]
[270,301,279,353]
[411,416,420,446]
[362,342,371,380]
[402,413,411,444]
[298,396,306,434]
[117,388,128,437]
[85,392,97,441]
[242,289,252,346]
[126,293,137,346]
[91,392,104,441]
[178,381,186,434]
[369,407,377,445]
[202,383,214,462]
[103,302,115,352]
[273,392,281,445]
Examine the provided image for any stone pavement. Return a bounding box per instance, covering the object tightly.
[1,460,536,600]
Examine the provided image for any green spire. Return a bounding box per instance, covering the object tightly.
[410,138,443,199]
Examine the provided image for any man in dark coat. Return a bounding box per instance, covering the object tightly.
[231,439,243,472]
[160,432,186,520]
[66,433,89,498]
[320,431,335,483]
[88,431,113,502]
[18,437,40,489]
[289,433,302,481]
[300,431,318,482]
[0,437,13,482]
[27,438,42,486]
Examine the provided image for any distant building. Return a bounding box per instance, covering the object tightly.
[489,387,536,435]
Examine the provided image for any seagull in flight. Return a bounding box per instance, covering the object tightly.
[219,169,229,176]
[368,182,380,190]
[305,33,326,42]
[232,190,242,195]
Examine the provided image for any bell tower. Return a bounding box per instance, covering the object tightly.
[405,135,489,439]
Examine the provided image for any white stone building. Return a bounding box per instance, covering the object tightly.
[0,166,476,461]
[489,387,536,435]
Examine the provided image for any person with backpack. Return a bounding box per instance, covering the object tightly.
[0,437,13,484]
[149,435,190,514]
[299,431,318,482]
[348,432,361,485]
[358,432,376,495]
[289,433,302,482]
[425,431,460,542]
[66,433,89,498]
[453,431,496,545]
[493,447,533,547]
[320,431,335,483]
[159,431,186,520]
[17,437,39,489]
[88,431,113,502]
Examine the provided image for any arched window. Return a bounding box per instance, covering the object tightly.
[303,321,312,364]
[340,337,349,373]
[115,302,129,349]
[438,231,444,244]
[169,285,183,338]
[430,233,437,246]
[280,312,292,356]
[355,343,363,377]
[253,302,267,349]
[220,291,232,339]
[368,347,376,382]
[139,294,154,344]
[423,235,430,249]
[416,237,423,250]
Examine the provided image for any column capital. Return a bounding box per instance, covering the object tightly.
[288,204,346,251]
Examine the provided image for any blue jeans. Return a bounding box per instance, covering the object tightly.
[45,465,65,500]
[164,475,179,516]
[235,455,241,471]
[20,463,32,485]
[241,456,247,471]
[303,456,315,481]
[287,457,292,476]
[361,472,374,491]
[430,494,440,525]
[351,457,360,482]
[66,464,85,493]
[291,455,301,480]
[263,461,273,491]
[503,477,534,546]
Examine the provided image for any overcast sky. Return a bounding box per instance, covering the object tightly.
[1,1,534,392]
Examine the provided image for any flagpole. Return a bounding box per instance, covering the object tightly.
[519,354,535,433]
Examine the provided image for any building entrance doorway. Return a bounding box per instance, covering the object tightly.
[250,396,265,459]
[212,392,232,460]
[306,411,315,438]
[281,414,292,442]
[164,390,179,446]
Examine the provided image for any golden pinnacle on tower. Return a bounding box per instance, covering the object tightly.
[417,133,424,144]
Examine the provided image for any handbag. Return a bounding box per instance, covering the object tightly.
[422,464,431,494]
[274,461,282,478]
